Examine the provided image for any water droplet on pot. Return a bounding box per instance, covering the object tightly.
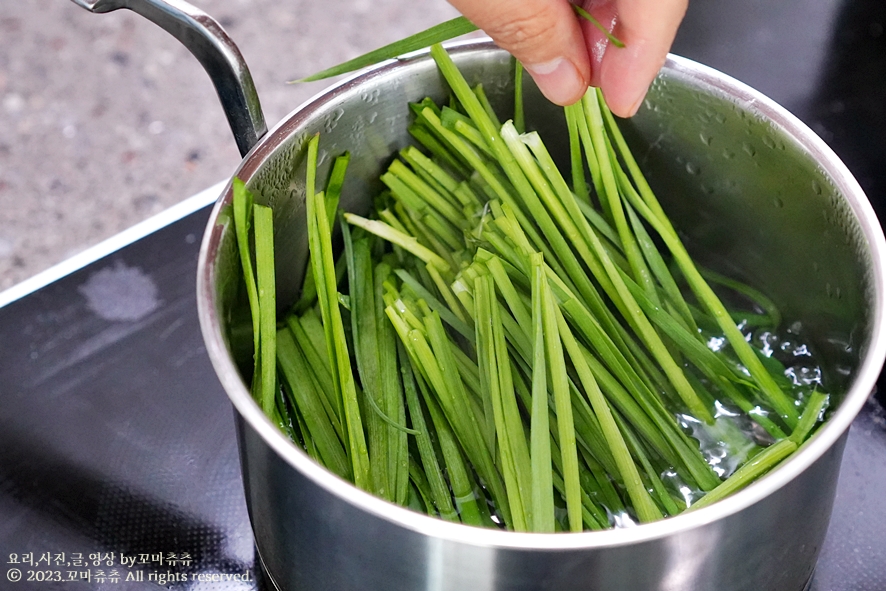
[323,108,344,133]
[361,88,380,104]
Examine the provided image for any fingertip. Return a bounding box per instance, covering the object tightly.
[625,92,646,117]
[602,81,648,118]
[524,58,589,106]
[598,40,659,118]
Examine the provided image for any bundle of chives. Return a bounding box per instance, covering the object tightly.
[232,44,830,531]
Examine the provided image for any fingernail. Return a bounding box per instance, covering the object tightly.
[608,77,650,118]
[525,58,586,106]
[625,88,647,117]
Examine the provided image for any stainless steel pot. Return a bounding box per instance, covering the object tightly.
[72,1,886,590]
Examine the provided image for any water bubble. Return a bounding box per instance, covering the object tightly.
[780,340,811,357]
[753,330,779,357]
[785,363,822,387]
[679,413,756,478]
[660,470,701,508]
[707,335,727,351]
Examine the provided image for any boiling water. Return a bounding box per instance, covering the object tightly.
[656,318,830,515]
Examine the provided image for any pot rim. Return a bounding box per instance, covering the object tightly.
[197,38,886,550]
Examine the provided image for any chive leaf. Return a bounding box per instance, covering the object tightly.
[293,17,479,83]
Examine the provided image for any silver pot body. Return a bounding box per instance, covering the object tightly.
[190,42,886,591]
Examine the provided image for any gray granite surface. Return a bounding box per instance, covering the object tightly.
[0,0,461,290]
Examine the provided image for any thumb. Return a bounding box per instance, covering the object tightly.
[447,0,591,106]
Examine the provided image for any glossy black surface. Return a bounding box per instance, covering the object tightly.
[1,0,885,589]
[0,209,266,589]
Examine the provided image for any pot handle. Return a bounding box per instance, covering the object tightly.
[70,0,267,157]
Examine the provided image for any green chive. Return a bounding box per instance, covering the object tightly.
[572,5,626,48]
[529,253,556,532]
[293,16,479,82]
[254,203,277,415]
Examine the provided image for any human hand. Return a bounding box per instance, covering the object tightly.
[446,0,688,117]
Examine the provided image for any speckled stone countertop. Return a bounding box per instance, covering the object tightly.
[0,0,461,291]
